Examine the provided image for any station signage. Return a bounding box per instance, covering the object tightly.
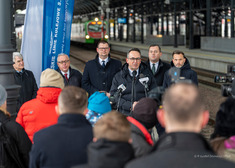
[118,18,127,24]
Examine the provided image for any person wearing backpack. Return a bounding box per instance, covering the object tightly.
[0,84,32,168]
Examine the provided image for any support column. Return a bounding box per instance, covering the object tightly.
[206,0,211,36]
[0,0,20,114]
[113,9,116,40]
[189,0,194,49]
[166,14,169,35]
[231,0,234,37]
[132,5,136,43]
[126,6,129,42]
[161,0,164,35]
[174,2,178,48]
[150,4,153,35]
[157,15,160,34]
[141,2,144,44]
[225,9,228,37]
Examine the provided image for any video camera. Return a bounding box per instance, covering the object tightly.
[148,67,193,104]
[214,65,235,97]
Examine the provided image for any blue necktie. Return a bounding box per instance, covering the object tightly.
[102,61,105,68]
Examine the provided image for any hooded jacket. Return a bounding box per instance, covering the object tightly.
[127,117,154,158]
[82,54,122,95]
[14,68,38,113]
[110,62,156,115]
[75,138,134,168]
[163,58,198,88]
[16,87,61,142]
[57,67,82,87]
[0,110,32,168]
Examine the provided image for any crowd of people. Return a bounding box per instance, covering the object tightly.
[0,40,235,167]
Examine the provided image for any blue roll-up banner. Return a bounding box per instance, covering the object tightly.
[42,0,74,70]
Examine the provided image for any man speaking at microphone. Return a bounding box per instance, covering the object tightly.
[110,48,156,116]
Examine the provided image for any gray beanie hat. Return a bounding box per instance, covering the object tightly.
[0,85,7,106]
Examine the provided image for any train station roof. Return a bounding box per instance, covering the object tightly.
[15,0,233,16]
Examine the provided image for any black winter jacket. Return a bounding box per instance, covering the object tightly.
[0,110,32,168]
[110,63,156,115]
[145,59,171,86]
[126,132,235,168]
[57,67,82,87]
[163,58,198,88]
[29,114,93,168]
[82,55,122,95]
[14,69,38,113]
[128,117,153,158]
[75,138,135,168]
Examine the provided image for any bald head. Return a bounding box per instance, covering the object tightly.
[163,83,204,123]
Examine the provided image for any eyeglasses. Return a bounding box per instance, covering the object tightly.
[128,57,141,61]
[58,60,70,64]
[98,47,109,50]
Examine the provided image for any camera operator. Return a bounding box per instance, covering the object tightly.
[214,65,235,97]
[110,48,156,116]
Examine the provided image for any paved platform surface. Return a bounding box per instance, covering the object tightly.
[110,40,235,74]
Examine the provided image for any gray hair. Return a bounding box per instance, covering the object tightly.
[12,52,23,62]
[57,53,69,62]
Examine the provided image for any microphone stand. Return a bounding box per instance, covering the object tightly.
[144,84,148,97]
[117,92,122,112]
[130,71,136,116]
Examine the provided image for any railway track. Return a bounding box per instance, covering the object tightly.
[70,44,223,90]
[70,44,227,135]
[111,50,223,89]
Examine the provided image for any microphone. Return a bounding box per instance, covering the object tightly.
[117,84,126,93]
[112,84,126,111]
[110,84,126,106]
[139,74,149,86]
[139,73,149,97]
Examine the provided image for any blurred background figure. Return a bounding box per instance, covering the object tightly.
[163,50,198,88]
[82,40,122,96]
[30,86,93,168]
[16,68,64,142]
[74,111,134,168]
[86,91,111,126]
[210,97,235,162]
[13,52,38,113]
[145,44,170,87]
[57,53,82,87]
[127,97,158,157]
[0,84,31,168]
[126,83,235,168]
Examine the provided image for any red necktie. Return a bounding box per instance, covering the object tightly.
[64,73,68,80]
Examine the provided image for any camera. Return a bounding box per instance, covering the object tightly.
[149,67,193,104]
[214,65,235,97]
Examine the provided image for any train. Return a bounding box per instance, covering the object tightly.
[71,18,109,44]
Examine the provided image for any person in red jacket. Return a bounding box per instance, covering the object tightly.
[16,68,64,142]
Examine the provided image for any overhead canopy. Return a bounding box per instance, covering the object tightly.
[14,0,233,17]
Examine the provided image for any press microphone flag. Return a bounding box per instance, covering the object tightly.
[139,74,149,86]
[118,84,126,92]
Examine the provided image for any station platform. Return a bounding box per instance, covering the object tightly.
[109,40,235,74]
